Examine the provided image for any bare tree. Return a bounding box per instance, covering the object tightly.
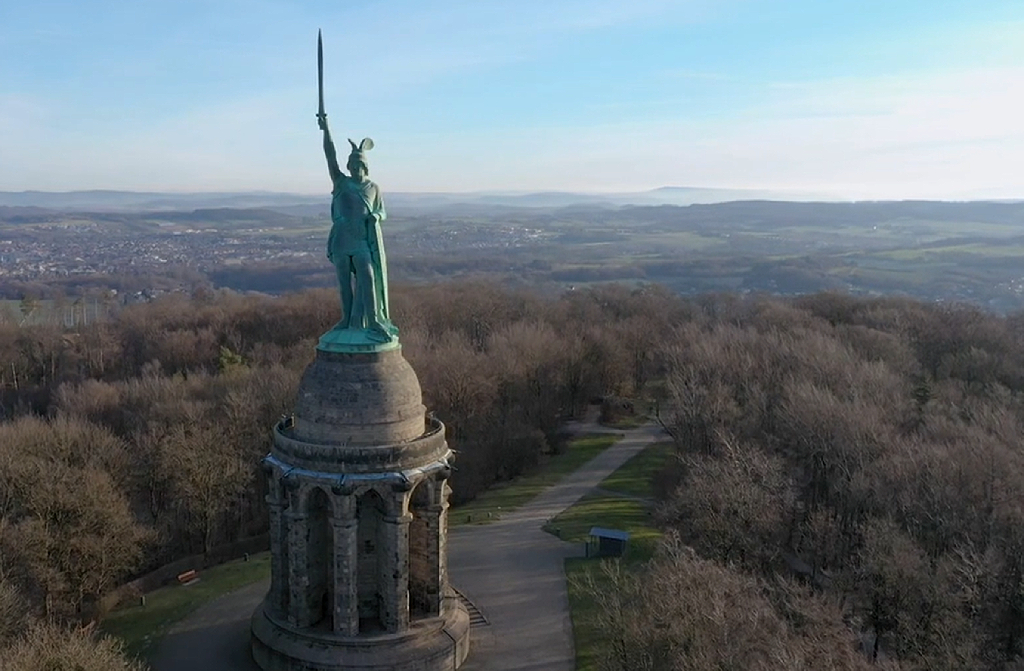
[0,621,145,671]
[573,535,877,671]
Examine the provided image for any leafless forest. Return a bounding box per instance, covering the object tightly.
[2,282,1024,669]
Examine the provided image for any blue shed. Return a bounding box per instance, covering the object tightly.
[586,527,630,558]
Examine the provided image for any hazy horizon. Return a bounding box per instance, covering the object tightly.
[3,186,1024,211]
[2,1,1023,199]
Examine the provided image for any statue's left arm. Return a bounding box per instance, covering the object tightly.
[370,188,386,225]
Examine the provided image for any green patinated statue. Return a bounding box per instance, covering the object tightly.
[315,31,398,352]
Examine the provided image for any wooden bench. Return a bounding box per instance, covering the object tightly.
[176,569,199,585]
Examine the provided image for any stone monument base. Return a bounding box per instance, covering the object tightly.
[250,597,470,671]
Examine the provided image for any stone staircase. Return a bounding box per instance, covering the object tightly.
[454,589,490,628]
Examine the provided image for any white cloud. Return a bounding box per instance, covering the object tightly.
[716,66,1024,198]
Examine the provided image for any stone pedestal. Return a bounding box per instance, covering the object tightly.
[251,348,469,671]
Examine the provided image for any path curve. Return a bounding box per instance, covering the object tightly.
[149,418,665,671]
[449,421,664,671]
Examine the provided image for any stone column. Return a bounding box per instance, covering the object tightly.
[331,511,358,636]
[418,504,443,616]
[266,496,288,616]
[285,510,309,627]
[380,512,412,632]
[434,481,452,616]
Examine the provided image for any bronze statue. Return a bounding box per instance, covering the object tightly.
[316,30,397,347]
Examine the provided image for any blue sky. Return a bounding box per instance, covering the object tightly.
[1,0,1022,197]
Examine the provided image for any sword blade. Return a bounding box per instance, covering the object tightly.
[317,30,325,118]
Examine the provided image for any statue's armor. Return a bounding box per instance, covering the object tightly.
[330,178,379,256]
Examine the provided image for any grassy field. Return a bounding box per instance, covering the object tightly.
[565,558,616,671]
[546,438,675,670]
[101,552,271,661]
[637,231,722,251]
[545,494,660,558]
[598,413,649,430]
[450,434,621,526]
[598,440,673,498]
[876,243,1024,260]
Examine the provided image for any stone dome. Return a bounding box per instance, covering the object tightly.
[288,348,427,447]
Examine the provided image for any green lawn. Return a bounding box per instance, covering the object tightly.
[876,243,1024,261]
[565,558,611,671]
[101,552,271,661]
[598,414,648,430]
[598,440,674,498]
[544,494,660,559]
[450,434,621,526]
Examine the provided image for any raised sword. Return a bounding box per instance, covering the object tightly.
[317,29,326,123]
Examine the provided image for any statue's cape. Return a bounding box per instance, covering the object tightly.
[352,184,394,330]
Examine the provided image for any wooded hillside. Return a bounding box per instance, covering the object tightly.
[1,283,1023,669]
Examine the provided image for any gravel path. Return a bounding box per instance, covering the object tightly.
[150,418,665,671]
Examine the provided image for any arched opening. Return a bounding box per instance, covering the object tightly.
[305,487,333,629]
[409,481,439,619]
[356,489,386,633]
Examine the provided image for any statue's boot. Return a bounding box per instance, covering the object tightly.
[365,321,394,343]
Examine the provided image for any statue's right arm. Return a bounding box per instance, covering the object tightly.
[322,125,344,184]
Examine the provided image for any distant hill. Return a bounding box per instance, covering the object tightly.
[0,190,324,212]
[4,199,1024,231]
[0,187,837,213]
